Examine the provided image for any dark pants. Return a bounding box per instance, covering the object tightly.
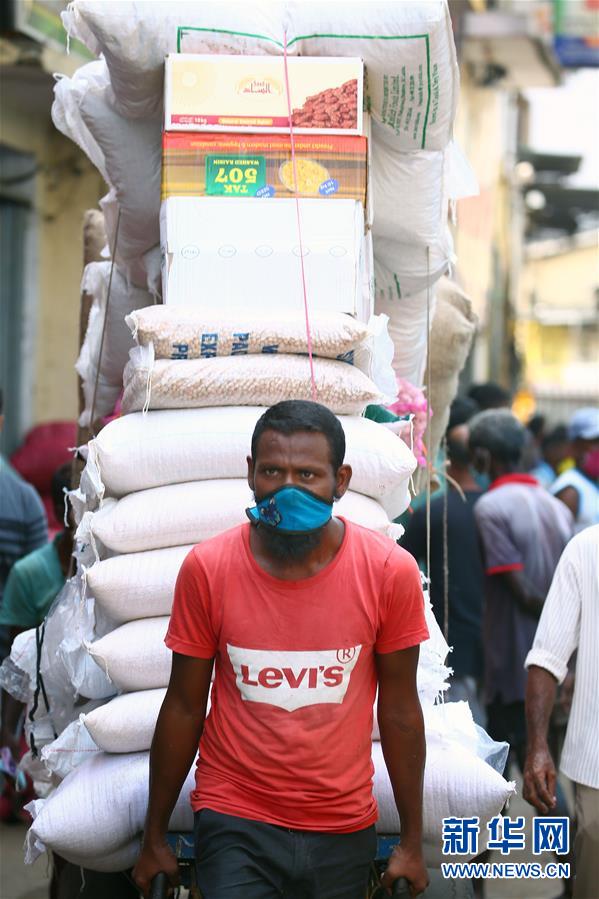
[194,809,377,899]
[486,698,527,771]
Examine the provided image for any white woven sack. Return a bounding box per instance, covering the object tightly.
[374,232,452,301]
[87,407,416,517]
[122,350,383,416]
[79,86,162,262]
[86,545,192,624]
[63,2,458,150]
[81,481,401,556]
[25,751,195,870]
[83,688,167,752]
[40,715,101,781]
[372,133,478,247]
[86,618,171,692]
[76,262,154,426]
[51,60,109,180]
[374,262,437,387]
[373,741,514,865]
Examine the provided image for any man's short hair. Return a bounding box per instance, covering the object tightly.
[251,401,346,472]
[447,396,479,433]
[467,382,511,411]
[468,409,525,465]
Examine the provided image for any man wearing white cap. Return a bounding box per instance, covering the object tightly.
[551,407,599,532]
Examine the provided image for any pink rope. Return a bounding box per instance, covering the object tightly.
[282,31,317,400]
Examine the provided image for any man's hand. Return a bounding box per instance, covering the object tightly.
[132,839,180,898]
[381,844,429,897]
[523,742,557,814]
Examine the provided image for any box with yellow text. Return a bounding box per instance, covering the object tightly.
[162,132,367,205]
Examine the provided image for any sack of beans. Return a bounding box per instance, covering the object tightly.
[121,349,384,416]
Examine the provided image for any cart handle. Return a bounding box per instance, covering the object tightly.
[149,871,168,899]
[392,876,411,896]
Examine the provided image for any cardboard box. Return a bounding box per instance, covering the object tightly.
[161,132,367,205]
[160,197,372,320]
[165,54,363,135]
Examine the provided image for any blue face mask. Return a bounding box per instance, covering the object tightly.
[246,485,333,535]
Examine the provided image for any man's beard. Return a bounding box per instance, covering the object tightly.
[253,522,326,562]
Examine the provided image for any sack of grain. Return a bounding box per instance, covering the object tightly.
[40,714,102,781]
[76,262,154,426]
[25,751,196,870]
[372,134,478,247]
[82,688,168,752]
[79,86,162,263]
[85,407,415,517]
[86,618,171,692]
[122,349,384,416]
[374,703,515,864]
[52,59,161,273]
[413,278,477,493]
[86,545,192,624]
[374,263,435,387]
[78,481,402,557]
[374,232,453,301]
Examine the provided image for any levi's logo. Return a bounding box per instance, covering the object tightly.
[226,644,362,712]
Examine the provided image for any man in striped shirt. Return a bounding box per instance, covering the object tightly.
[524,525,599,899]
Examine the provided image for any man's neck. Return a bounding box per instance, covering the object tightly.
[248,517,346,581]
[447,464,480,492]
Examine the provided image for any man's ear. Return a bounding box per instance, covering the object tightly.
[247,455,255,492]
[334,464,352,500]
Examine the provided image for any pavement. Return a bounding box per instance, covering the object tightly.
[0,776,571,899]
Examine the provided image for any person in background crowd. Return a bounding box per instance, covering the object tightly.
[551,407,599,532]
[467,382,511,412]
[530,425,571,489]
[0,463,74,761]
[523,414,546,472]
[468,410,572,771]
[402,396,485,723]
[0,388,48,662]
[133,400,430,898]
[524,525,599,899]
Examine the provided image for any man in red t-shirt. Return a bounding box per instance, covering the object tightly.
[133,400,429,898]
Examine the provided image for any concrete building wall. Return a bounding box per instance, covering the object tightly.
[1,64,104,440]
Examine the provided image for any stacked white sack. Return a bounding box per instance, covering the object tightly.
[25,703,514,871]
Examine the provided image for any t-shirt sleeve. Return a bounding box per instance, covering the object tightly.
[474,499,523,575]
[165,548,217,659]
[375,547,429,654]
[0,564,32,628]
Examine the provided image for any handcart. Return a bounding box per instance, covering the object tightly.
[148,832,411,897]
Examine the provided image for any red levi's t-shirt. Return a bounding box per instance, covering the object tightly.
[165,518,429,833]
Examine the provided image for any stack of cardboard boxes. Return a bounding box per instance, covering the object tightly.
[160,54,372,319]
